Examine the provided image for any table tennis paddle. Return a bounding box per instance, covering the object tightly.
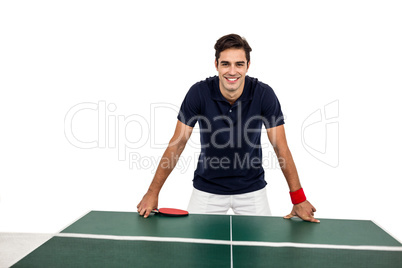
[151,208,189,217]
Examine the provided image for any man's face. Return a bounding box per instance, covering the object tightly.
[215,48,250,95]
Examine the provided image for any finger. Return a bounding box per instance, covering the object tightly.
[283,213,295,219]
[312,206,317,212]
[301,215,320,223]
[310,217,320,223]
[143,209,151,218]
[139,208,146,216]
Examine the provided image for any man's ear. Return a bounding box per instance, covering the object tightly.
[247,60,251,71]
[215,59,218,70]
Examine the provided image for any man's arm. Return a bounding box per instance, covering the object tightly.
[267,125,319,223]
[137,120,193,218]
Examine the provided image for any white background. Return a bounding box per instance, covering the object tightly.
[1,0,401,242]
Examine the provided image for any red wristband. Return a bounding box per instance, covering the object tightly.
[290,188,306,204]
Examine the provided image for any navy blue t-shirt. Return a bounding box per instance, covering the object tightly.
[178,76,285,195]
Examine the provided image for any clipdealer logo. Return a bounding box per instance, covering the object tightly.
[301,100,340,167]
[64,100,340,171]
[64,101,178,161]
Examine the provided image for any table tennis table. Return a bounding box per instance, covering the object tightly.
[11,210,402,267]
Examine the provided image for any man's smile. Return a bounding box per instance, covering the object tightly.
[224,76,240,83]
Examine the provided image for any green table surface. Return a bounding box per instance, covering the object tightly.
[12,211,402,268]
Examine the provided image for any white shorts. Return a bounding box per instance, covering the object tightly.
[187,187,271,216]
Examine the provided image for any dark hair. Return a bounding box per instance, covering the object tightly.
[214,34,252,65]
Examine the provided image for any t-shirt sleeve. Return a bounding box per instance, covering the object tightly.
[261,85,285,129]
[177,84,201,127]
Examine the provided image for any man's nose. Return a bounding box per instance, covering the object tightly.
[228,65,237,75]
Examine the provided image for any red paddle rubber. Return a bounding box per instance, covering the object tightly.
[152,208,189,216]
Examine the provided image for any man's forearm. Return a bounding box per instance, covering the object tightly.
[146,143,186,195]
[273,146,302,192]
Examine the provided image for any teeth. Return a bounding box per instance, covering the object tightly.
[227,78,238,81]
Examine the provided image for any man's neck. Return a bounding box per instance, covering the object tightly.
[219,82,245,106]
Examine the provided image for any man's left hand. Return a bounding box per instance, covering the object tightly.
[284,200,320,223]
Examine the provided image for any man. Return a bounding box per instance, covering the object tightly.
[137,34,319,223]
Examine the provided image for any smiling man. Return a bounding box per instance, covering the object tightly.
[217,48,248,100]
[137,34,319,223]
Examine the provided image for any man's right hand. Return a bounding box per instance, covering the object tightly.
[137,191,159,218]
